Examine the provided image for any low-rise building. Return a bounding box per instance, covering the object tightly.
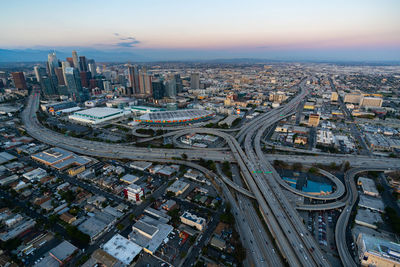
[120,174,139,184]
[102,234,142,265]
[357,233,400,267]
[358,195,385,213]
[124,184,144,202]
[130,161,152,171]
[129,215,173,254]
[358,177,379,198]
[49,240,78,265]
[166,179,189,196]
[180,211,206,231]
[22,168,47,181]
[355,209,383,229]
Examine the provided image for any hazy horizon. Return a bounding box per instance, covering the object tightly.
[1,0,400,62]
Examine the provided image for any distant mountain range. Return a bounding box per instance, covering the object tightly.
[0,48,149,62]
[1,48,399,65]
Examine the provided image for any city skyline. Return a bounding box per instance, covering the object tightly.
[1,0,400,61]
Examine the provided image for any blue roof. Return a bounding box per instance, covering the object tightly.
[302,180,332,193]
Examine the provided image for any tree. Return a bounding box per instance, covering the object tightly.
[181,153,188,160]
[65,225,90,247]
[377,184,384,193]
[234,243,247,262]
[292,162,303,171]
[116,223,124,231]
[166,191,176,198]
[308,167,318,174]
[330,162,337,170]
[344,161,351,172]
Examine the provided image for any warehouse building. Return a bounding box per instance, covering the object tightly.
[166,180,189,196]
[102,234,142,265]
[129,215,173,254]
[358,177,379,198]
[357,233,400,267]
[355,209,383,229]
[69,107,127,124]
[32,147,91,170]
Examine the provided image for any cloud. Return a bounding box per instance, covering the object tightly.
[114,33,140,48]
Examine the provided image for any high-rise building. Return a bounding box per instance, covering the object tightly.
[87,59,96,78]
[66,57,74,68]
[41,76,56,96]
[72,50,79,71]
[64,67,82,100]
[308,114,320,127]
[165,77,176,98]
[138,68,152,95]
[190,73,200,89]
[174,74,183,93]
[79,56,88,72]
[152,80,165,100]
[79,71,91,88]
[11,72,27,90]
[34,66,47,83]
[128,65,140,94]
[118,74,127,88]
[54,67,66,86]
[47,52,60,93]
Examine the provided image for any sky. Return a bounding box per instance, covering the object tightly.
[1,0,400,61]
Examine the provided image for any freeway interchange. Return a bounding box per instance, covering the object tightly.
[22,80,399,267]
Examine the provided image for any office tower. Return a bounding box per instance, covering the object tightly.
[165,77,176,98]
[89,79,97,89]
[54,67,66,86]
[41,76,56,96]
[152,80,165,100]
[47,52,60,93]
[72,50,79,71]
[128,65,140,94]
[138,67,152,95]
[11,72,27,90]
[87,59,96,78]
[190,73,200,89]
[64,67,82,100]
[144,74,152,95]
[79,71,91,88]
[66,57,74,68]
[118,74,127,87]
[34,66,47,83]
[174,74,183,93]
[79,56,88,72]
[103,80,111,91]
[138,69,145,94]
[47,52,59,74]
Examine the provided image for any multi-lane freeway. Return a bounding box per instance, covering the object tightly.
[23,79,400,267]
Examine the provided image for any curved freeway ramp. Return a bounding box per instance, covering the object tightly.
[335,167,400,267]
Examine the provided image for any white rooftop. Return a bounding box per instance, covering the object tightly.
[74,107,123,118]
[102,234,142,265]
